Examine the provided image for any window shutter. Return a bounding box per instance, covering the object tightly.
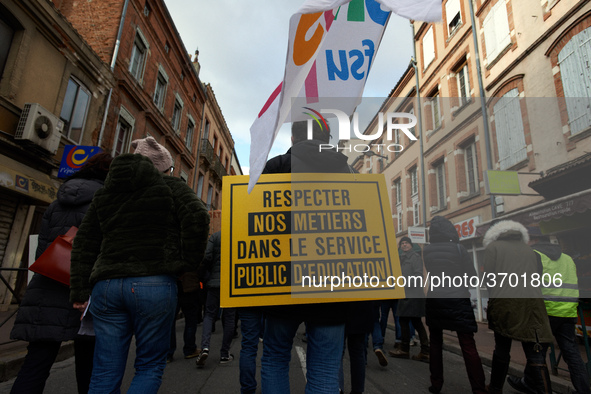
[423,27,435,68]
[493,89,526,169]
[558,27,591,135]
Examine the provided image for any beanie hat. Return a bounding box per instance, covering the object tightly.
[131,137,172,173]
[399,236,413,247]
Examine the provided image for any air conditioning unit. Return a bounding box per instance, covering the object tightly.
[15,103,63,154]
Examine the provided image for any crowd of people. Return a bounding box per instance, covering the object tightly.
[8,124,591,394]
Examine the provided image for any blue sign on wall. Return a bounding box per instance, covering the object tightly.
[58,145,102,179]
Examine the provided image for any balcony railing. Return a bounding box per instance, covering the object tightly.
[199,139,214,164]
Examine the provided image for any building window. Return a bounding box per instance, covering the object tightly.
[446,0,462,35]
[143,3,150,16]
[422,26,435,69]
[413,199,420,226]
[153,68,168,111]
[493,88,527,169]
[213,135,218,154]
[196,173,204,199]
[435,162,446,210]
[186,116,195,150]
[206,184,214,210]
[410,168,418,196]
[465,142,479,195]
[203,119,210,140]
[180,170,188,183]
[483,0,511,62]
[114,119,132,157]
[129,30,148,80]
[172,97,183,132]
[0,12,15,77]
[558,26,591,135]
[456,64,470,107]
[164,42,170,54]
[430,93,441,130]
[59,77,90,144]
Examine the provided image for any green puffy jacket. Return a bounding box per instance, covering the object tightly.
[70,154,210,302]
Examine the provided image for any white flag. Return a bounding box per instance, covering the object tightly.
[248,0,441,192]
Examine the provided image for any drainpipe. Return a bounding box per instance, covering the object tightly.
[467,0,496,219]
[410,22,427,227]
[192,88,208,196]
[97,0,130,150]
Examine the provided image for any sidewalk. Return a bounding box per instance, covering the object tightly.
[0,306,586,393]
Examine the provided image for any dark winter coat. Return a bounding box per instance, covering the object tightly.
[483,220,552,343]
[199,231,221,288]
[423,215,478,333]
[396,249,426,318]
[11,177,103,342]
[263,140,351,325]
[70,154,210,302]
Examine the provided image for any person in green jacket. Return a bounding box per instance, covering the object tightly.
[70,137,210,394]
[532,235,590,394]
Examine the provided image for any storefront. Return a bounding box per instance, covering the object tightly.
[0,154,58,309]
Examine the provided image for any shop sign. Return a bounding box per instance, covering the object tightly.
[408,226,427,244]
[0,164,57,204]
[220,173,404,308]
[454,216,480,241]
[484,170,521,195]
[58,145,102,178]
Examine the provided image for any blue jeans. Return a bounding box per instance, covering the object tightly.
[339,333,367,393]
[239,308,264,394]
[549,316,591,394]
[89,276,177,394]
[200,287,236,357]
[169,290,200,358]
[380,300,401,340]
[369,303,384,350]
[262,315,345,394]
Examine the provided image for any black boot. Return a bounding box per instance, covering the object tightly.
[489,353,511,393]
[523,363,552,394]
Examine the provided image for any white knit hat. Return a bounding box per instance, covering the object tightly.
[131,137,173,173]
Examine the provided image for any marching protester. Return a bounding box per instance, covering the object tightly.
[10,153,112,394]
[483,220,553,394]
[423,216,486,394]
[389,237,430,362]
[195,230,237,367]
[260,120,351,393]
[531,235,591,394]
[69,137,209,393]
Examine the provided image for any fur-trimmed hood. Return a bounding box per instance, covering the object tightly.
[483,220,529,247]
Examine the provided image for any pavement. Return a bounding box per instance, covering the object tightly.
[0,305,588,393]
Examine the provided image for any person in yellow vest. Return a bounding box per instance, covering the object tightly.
[532,235,591,394]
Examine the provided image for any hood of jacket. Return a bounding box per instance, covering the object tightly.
[290,140,350,173]
[428,215,459,243]
[104,154,163,192]
[57,178,104,207]
[533,242,562,260]
[483,220,529,247]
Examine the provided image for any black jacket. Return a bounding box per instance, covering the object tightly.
[263,140,351,325]
[11,177,103,342]
[199,231,222,288]
[423,216,478,332]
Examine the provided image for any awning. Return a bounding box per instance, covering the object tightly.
[476,188,591,237]
[0,155,59,204]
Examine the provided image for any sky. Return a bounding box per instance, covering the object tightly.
[165,0,417,174]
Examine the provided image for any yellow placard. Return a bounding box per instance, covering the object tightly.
[220,173,404,308]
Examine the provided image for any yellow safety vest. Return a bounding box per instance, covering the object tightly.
[536,250,579,318]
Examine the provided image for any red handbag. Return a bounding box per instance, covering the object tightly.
[29,226,78,286]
